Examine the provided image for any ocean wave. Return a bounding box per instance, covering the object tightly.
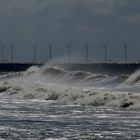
[0,64,140,109]
[24,65,129,87]
[0,80,140,109]
[123,70,140,85]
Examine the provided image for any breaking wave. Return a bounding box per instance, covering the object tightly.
[0,64,140,109]
[123,70,140,85]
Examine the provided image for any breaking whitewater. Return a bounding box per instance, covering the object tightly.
[1,64,140,109]
[0,63,140,139]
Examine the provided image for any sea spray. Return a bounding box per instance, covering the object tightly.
[0,64,140,109]
[123,69,140,85]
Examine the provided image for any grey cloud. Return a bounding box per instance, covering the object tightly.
[0,0,139,62]
[0,0,129,20]
[0,0,47,17]
[117,14,140,24]
[86,0,114,16]
[46,0,128,16]
[43,0,130,29]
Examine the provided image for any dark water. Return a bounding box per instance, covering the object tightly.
[0,65,140,139]
[0,99,139,140]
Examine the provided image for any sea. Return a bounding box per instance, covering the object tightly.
[0,63,140,139]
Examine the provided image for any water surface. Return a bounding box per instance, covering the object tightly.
[0,99,139,139]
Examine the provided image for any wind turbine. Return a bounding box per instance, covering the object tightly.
[101,44,108,63]
[49,44,52,61]
[33,45,37,63]
[66,45,71,63]
[85,43,89,63]
[1,45,4,63]
[122,42,129,63]
[10,44,15,63]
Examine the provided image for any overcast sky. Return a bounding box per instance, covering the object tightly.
[0,0,140,63]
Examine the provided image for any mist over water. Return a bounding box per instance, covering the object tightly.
[0,63,140,139]
[0,63,140,108]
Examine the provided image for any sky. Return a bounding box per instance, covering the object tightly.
[0,0,140,63]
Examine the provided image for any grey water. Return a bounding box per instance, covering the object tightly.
[0,65,140,139]
[0,99,140,140]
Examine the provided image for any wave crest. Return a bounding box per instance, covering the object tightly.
[0,64,140,109]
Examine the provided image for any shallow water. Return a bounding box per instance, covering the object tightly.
[0,99,139,140]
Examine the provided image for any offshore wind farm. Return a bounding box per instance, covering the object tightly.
[0,42,139,74]
[0,41,133,64]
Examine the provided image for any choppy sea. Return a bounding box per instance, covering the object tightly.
[0,64,140,139]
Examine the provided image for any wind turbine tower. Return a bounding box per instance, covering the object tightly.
[1,45,4,63]
[66,45,71,63]
[10,45,15,63]
[123,42,129,63]
[33,45,37,63]
[102,44,108,63]
[49,44,52,61]
[85,44,89,63]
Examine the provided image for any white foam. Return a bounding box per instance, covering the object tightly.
[0,77,140,109]
[0,64,140,109]
[123,69,140,85]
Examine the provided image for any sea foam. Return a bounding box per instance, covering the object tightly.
[0,64,140,109]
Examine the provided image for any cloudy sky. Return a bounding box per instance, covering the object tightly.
[0,0,140,62]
